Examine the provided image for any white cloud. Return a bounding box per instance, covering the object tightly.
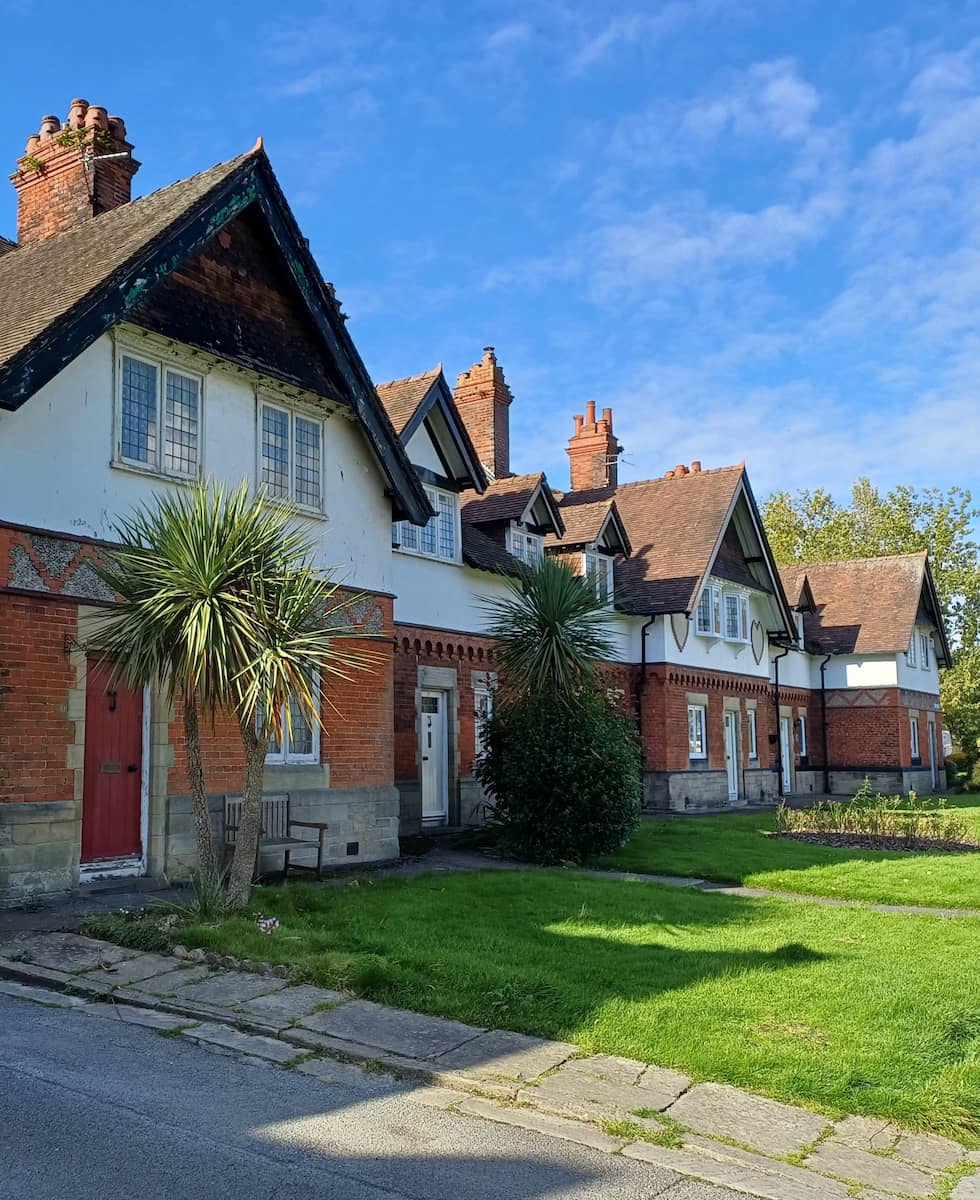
[484,21,533,54]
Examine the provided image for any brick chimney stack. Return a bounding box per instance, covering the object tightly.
[11,99,140,246]
[453,347,513,480]
[566,402,622,491]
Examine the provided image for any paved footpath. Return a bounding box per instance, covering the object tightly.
[1,930,977,1200]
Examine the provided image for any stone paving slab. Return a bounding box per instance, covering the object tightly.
[293,1056,401,1094]
[457,1096,623,1153]
[805,1141,937,1197]
[298,999,484,1059]
[181,1021,304,1064]
[432,1029,576,1082]
[405,1086,467,1109]
[952,1174,980,1199]
[563,1053,646,1086]
[832,1115,898,1152]
[130,965,213,995]
[235,984,344,1024]
[682,1135,852,1199]
[80,1002,198,1031]
[893,1130,966,1170]
[522,1061,686,1121]
[172,970,287,1007]
[623,1141,833,1200]
[667,1082,830,1156]
[0,932,133,973]
[80,952,184,986]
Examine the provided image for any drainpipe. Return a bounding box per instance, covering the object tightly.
[636,616,657,766]
[819,653,832,795]
[772,645,789,800]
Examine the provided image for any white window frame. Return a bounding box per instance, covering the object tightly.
[115,349,204,480]
[257,398,326,514]
[798,713,807,759]
[910,715,920,761]
[507,524,544,566]
[720,589,750,643]
[919,632,930,669]
[261,673,321,765]
[795,611,806,650]
[748,709,758,759]
[906,633,917,668]
[392,485,461,563]
[583,548,615,605]
[474,684,493,752]
[688,704,707,760]
[696,585,723,637]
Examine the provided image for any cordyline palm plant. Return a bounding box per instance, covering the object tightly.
[94,480,378,909]
[480,555,617,700]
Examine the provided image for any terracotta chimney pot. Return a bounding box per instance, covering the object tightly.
[602,406,613,428]
[691,460,702,474]
[68,99,89,129]
[675,464,688,476]
[585,400,596,426]
[84,105,108,131]
[664,469,675,479]
[573,414,584,433]
[38,116,60,140]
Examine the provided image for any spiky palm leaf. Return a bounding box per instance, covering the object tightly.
[94,480,379,905]
[480,556,616,700]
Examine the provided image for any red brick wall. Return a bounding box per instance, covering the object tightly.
[169,595,396,793]
[394,626,497,780]
[453,349,512,479]
[0,594,77,803]
[826,690,943,771]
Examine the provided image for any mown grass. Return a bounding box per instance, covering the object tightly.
[594,798,980,909]
[160,870,980,1143]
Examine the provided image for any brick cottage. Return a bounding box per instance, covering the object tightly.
[0,102,951,904]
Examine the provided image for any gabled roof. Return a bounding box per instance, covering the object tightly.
[777,553,951,664]
[461,472,564,535]
[376,368,442,435]
[779,565,817,612]
[578,465,794,631]
[377,367,486,493]
[0,147,430,525]
[546,495,632,555]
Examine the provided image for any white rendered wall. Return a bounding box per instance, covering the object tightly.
[822,654,898,690]
[404,426,445,475]
[392,552,514,633]
[896,625,941,695]
[0,332,396,594]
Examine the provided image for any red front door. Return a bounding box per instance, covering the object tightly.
[81,658,144,864]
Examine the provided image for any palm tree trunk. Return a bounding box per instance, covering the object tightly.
[227,719,268,909]
[182,690,218,883]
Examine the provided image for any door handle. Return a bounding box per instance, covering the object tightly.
[127,764,139,773]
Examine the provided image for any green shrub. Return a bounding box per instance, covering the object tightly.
[475,686,641,864]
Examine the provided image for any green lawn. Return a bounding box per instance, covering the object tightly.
[155,870,980,1142]
[595,798,980,909]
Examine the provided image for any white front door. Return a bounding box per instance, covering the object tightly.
[723,711,739,805]
[927,722,937,790]
[420,690,448,824]
[779,717,792,794]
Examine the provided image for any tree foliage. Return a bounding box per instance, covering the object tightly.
[762,478,980,763]
[95,480,378,907]
[476,559,640,862]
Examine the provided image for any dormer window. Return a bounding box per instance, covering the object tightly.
[393,486,460,562]
[583,549,614,605]
[507,525,543,566]
[696,583,748,642]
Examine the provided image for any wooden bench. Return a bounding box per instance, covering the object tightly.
[223,794,328,878]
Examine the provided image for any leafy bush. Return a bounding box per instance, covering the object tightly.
[773,782,974,847]
[475,686,641,864]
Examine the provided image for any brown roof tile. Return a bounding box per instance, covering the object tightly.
[778,553,931,655]
[0,154,250,370]
[375,368,441,435]
[461,472,550,525]
[594,466,745,614]
[461,522,521,576]
[546,496,614,546]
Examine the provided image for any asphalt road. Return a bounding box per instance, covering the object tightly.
[0,994,740,1200]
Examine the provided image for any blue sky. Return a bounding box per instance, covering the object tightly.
[2,1,978,500]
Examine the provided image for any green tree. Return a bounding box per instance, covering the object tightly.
[475,557,640,862]
[95,480,376,908]
[762,478,980,764]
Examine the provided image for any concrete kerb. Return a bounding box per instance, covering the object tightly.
[2,942,978,1200]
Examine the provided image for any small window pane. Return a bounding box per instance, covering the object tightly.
[261,406,290,498]
[121,356,158,464]
[164,370,199,476]
[400,520,418,550]
[287,690,315,757]
[419,512,437,555]
[688,705,706,757]
[294,416,321,509]
[696,588,712,633]
[438,493,456,558]
[724,594,740,640]
[748,710,758,758]
[712,589,722,635]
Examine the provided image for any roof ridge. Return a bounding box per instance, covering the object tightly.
[376,366,442,389]
[0,151,251,262]
[616,464,744,490]
[792,550,928,569]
